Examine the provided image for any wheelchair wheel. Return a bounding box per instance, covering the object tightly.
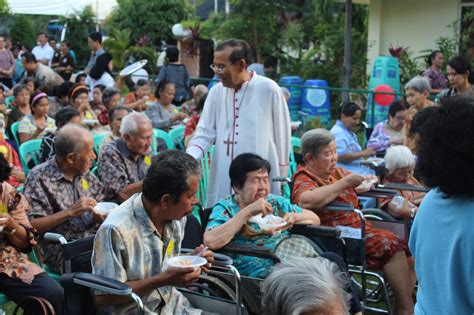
[362,208,397,221]
[188,273,237,301]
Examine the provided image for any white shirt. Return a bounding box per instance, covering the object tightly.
[187,72,291,207]
[32,44,55,66]
[85,72,115,99]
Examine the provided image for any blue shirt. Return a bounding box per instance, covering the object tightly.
[409,189,474,315]
[206,194,302,278]
[330,120,374,176]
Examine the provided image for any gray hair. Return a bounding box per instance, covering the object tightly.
[102,87,120,106]
[404,75,431,93]
[194,84,208,98]
[55,124,92,161]
[119,111,151,136]
[384,145,416,174]
[261,257,351,315]
[280,87,291,102]
[301,129,335,162]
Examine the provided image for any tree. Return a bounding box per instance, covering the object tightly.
[107,0,194,45]
[60,6,96,66]
[10,15,36,48]
[201,0,289,62]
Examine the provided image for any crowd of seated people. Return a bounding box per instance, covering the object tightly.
[0,28,472,315]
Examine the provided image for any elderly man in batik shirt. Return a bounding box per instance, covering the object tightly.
[98,112,153,203]
[92,150,214,314]
[25,124,104,273]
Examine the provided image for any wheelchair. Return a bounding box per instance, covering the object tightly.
[184,203,359,315]
[42,229,245,315]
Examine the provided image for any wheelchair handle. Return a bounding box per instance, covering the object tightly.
[323,202,355,212]
[44,232,68,245]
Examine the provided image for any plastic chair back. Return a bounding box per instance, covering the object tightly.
[289,136,301,177]
[93,133,109,157]
[169,125,186,150]
[19,139,42,176]
[11,121,21,148]
[197,145,214,206]
[152,128,175,155]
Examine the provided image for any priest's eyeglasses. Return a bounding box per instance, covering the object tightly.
[210,61,238,74]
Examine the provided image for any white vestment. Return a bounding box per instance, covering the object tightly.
[187,72,291,207]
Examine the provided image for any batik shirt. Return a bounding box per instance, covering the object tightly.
[0,182,43,284]
[206,194,302,278]
[98,138,152,201]
[24,158,104,272]
[92,193,203,315]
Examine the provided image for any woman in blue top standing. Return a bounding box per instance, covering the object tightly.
[330,102,375,176]
[409,95,474,315]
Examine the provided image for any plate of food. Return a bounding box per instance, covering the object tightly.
[167,255,207,268]
[250,214,288,231]
[95,202,118,215]
[360,157,385,167]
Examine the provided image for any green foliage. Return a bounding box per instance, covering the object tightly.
[0,0,8,15]
[9,15,36,48]
[60,6,96,66]
[107,0,194,45]
[201,0,287,62]
[103,28,157,71]
[398,48,423,86]
[460,7,474,56]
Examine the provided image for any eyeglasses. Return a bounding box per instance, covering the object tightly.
[210,60,238,74]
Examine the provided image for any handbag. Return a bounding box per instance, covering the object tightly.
[13,296,56,315]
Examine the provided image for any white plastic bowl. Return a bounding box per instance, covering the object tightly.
[167,256,207,268]
[251,214,288,231]
[95,202,118,215]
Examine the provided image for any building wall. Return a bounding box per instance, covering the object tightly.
[367,0,460,74]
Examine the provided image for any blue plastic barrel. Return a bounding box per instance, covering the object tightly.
[279,76,303,121]
[301,79,331,125]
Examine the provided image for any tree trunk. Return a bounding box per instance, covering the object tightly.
[342,0,352,103]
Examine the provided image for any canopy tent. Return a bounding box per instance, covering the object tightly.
[7,0,117,20]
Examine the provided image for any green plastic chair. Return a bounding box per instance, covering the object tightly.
[4,95,14,109]
[19,139,42,176]
[169,125,186,150]
[289,136,301,177]
[93,133,109,157]
[10,121,21,148]
[197,145,215,206]
[152,129,175,155]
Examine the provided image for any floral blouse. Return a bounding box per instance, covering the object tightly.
[0,182,43,284]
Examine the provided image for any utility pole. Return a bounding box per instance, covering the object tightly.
[342,0,352,103]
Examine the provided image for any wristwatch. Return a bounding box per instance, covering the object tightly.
[410,207,417,218]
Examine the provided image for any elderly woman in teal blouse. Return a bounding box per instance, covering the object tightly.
[204,153,320,278]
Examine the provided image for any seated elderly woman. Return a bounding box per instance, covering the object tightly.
[367,101,407,153]
[380,145,426,219]
[261,257,351,315]
[204,153,363,314]
[204,153,320,278]
[0,153,64,314]
[404,76,435,132]
[292,129,415,315]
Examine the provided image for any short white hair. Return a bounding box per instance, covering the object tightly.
[119,112,151,136]
[404,75,431,93]
[384,145,416,174]
[261,257,351,315]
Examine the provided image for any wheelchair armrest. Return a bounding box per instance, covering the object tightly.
[358,187,398,198]
[219,244,279,262]
[43,232,68,245]
[61,272,132,296]
[290,224,341,238]
[180,248,233,266]
[378,182,430,193]
[323,201,355,212]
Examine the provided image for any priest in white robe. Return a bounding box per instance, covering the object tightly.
[186,39,291,207]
